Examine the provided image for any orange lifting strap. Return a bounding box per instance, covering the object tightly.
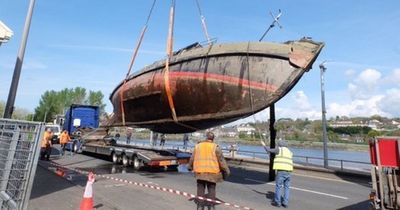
[119,0,157,126]
[164,0,178,122]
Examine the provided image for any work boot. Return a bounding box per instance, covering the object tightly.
[196,203,204,210]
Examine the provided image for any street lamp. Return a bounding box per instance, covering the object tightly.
[319,61,329,168]
[3,0,36,118]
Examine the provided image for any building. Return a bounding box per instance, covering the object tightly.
[236,123,256,134]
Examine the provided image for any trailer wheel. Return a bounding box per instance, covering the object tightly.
[112,152,119,164]
[122,153,129,167]
[132,156,141,170]
[73,143,79,153]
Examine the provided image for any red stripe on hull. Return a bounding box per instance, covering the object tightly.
[168,71,277,92]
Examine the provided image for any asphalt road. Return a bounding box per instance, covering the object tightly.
[29,148,370,210]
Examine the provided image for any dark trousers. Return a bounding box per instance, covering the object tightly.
[196,180,216,209]
[40,146,51,160]
[60,143,67,155]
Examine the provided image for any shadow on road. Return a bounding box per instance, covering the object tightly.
[30,165,76,199]
[225,166,270,185]
[337,200,370,210]
[333,171,371,188]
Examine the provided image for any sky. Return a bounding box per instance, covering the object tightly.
[1,0,400,123]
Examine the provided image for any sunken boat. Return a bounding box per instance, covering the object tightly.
[109,38,324,133]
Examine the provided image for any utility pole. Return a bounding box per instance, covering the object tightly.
[3,0,36,118]
[268,104,276,181]
[319,62,329,168]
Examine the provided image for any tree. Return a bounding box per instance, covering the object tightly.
[86,91,106,112]
[367,130,380,138]
[33,87,106,122]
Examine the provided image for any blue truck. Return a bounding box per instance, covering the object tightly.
[63,104,100,135]
[64,104,100,152]
[63,104,190,170]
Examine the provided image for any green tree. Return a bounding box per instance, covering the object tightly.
[367,130,380,138]
[86,90,106,112]
[33,87,106,122]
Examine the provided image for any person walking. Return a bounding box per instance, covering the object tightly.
[59,129,71,155]
[263,139,293,208]
[159,134,166,146]
[40,128,53,161]
[183,133,189,149]
[126,128,133,145]
[188,132,230,210]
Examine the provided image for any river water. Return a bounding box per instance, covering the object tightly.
[119,138,371,172]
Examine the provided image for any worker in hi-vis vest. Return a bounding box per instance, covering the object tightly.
[264,139,293,208]
[188,132,230,210]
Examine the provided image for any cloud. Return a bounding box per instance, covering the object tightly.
[348,68,381,100]
[383,68,400,86]
[378,88,400,117]
[345,69,356,77]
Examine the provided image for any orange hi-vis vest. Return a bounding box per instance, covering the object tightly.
[60,131,70,144]
[41,131,52,148]
[193,141,221,174]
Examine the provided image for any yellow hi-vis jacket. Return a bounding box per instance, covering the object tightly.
[273,147,293,171]
[193,141,221,174]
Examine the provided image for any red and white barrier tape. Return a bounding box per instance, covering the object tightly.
[46,162,254,210]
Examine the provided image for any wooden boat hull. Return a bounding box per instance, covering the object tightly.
[109,39,324,133]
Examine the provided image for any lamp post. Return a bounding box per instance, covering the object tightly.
[319,62,328,168]
[3,0,36,118]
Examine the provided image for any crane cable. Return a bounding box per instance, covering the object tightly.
[246,43,268,144]
[119,0,157,126]
[195,0,211,45]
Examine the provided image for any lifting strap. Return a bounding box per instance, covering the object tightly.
[163,0,200,132]
[164,0,178,122]
[119,0,157,125]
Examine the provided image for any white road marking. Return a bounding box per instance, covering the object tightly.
[240,165,358,184]
[244,178,348,200]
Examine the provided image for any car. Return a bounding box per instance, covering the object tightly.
[45,124,61,144]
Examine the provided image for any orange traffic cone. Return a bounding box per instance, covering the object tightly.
[79,172,95,210]
[55,168,65,177]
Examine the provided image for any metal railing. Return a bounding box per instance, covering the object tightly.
[225,148,371,172]
[0,119,44,210]
[126,140,370,172]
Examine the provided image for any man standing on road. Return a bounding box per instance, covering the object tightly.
[126,128,133,145]
[40,128,53,161]
[263,139,293,208]
[183,133,189,149]
[188,132,230,210]
[59,129,71,155]
[159,134,166,146]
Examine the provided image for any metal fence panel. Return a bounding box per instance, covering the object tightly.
[0,119,44,210]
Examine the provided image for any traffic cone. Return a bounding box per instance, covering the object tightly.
[55,168,65,177]
[79,172,95,210]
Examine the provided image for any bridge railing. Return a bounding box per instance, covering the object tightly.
[221,148,370,172]
[125,140,370,172]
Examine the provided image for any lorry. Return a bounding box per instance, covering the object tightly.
[64,104,190,170]
[369,136,400,209]
[63,104,100,135]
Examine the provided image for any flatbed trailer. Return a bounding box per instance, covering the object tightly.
[67,140,191,170]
